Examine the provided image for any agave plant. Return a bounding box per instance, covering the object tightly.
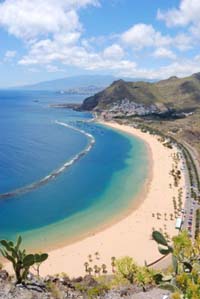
[0,236,48,284]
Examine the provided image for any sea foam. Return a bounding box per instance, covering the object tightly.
[0,121,95,199]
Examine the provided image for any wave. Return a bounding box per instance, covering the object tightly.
[0,121,95,200]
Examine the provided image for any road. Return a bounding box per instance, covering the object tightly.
[180,141,200,238]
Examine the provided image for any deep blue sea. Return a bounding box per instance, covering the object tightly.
[0,90,148,249]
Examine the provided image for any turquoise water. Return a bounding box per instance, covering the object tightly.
[0,90,148,249]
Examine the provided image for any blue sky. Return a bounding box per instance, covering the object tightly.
[0,0,200,87]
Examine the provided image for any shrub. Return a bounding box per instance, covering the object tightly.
[46,281,62,299]
[87,284,109,299]
[115,256,138,284]
[171,292,181,299]
[135,266,156,291]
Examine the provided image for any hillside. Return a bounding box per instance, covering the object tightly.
[80,73,200,162]
[81,73,200,115]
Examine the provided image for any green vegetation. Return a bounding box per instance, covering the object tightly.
[115,257,159,291]
[153,230,200,298]
[87,284,109,299]
[46,281,63,299]
[0,236,48,284]
[83,253,116,277]
[119,121,200,205]
[195,209,200,238]
[82,73,200,112]
[115,256,138,284]
[0,231,199,298]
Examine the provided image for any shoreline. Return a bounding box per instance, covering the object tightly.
[5,121,186,277]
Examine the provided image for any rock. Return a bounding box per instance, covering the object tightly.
[120,288,129,297]
[44,275,53,283]
[0,270,9,281]
[60,276,73,288]
[130,288,171,299]
[83,275,98,287]
[71,276,83,283]
[27,272,34,281]
[44,275,59,283]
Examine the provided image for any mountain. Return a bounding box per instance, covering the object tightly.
[80,72,200,163]
[13,75,138,92]
[80,73,200,116]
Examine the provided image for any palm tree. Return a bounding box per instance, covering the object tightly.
[93,265,99,276]
[97,266,101,276]
[88,254,93,263]
[88,267,93,276]
[94,251,100,260]
[84,262,89,273]
[111,256,116,273]
[101,264,107,274]
[164,213,167,221]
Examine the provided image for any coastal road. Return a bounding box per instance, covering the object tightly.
[181,142,200,238]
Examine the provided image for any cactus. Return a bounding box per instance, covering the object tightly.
[33,253,48,277]
[0,236,48,284]
[152,231,173,255]
[152,231,178,275]
[152,231,192,276]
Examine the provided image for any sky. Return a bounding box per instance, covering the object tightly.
[1,0,200,87]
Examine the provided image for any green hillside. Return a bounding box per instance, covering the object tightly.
[80,72,200,162]
[81,73,200,112]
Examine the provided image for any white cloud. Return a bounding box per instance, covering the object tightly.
[103,44,124,60]
[46,65,65,72]
[0,0,99,40]
[157,0,200,27]
[18,36,136,73]
[173,33,193,51]
[153,47,176,60]
[153,59,200,79]
[4,50,17,61]
[1,0,199,81]
[119,57,200,80]
[121,23,171,49]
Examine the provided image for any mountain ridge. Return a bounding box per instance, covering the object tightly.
[80,72,200,117]
[10,75,146,91]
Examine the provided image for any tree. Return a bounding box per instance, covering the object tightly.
[84,262,89,273]
[111,256,116,273]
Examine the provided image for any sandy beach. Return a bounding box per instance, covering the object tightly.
[6,121,186,277]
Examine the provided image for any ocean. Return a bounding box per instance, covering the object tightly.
[0,90,148,249]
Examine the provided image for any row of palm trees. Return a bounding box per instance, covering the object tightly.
[84,255,116,276]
